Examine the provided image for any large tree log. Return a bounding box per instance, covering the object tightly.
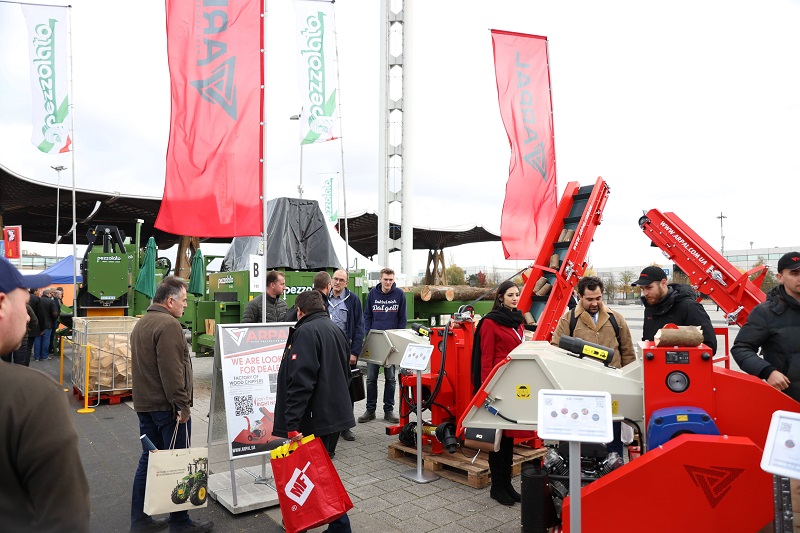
[412,285,496,302]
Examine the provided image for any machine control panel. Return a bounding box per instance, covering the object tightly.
[665,350,690,364]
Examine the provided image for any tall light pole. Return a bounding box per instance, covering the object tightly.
[716,212,727,256]
[51,165,67,261]
[289,114,303,198]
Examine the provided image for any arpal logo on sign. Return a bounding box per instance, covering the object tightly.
[285,461,314,506]
[225,328,249,347]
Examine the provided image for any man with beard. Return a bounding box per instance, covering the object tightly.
[631,266,717,354]
[732,251,800,529]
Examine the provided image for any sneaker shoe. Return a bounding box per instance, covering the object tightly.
[130,518,169,533]
[341,429,355,441]
[357,410,376,423]
[384,412,400,424]
[171,521,213,533]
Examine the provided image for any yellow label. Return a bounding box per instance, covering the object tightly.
[677,414,689,422]
[611,400,619,415]
[516,385,531,399]
[582,345,609,360]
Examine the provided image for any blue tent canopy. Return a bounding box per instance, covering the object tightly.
[41,255,82,284]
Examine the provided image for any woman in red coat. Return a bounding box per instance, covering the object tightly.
[474,280,524,506]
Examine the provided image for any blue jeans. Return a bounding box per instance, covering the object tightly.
[33,330,51,360]
[365,364,396,413]
[131,411,193,530]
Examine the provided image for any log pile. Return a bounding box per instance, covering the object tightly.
[412,285,496,302]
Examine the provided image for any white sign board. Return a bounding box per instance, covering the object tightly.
[249,254,264,293]
[400,343,435,372]
[537,389,613,443]
[217,322,292,459]
[761,410,800,479]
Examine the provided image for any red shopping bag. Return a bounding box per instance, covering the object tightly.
[270,435,353,533]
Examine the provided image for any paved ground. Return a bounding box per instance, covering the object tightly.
[34,303,735,533]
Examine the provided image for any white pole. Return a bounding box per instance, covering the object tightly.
[68,6,77,311]
[260,0,268,323]
[331,4,349,271]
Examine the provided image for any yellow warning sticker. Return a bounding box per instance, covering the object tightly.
[612,400,619,415]
[677,414,689,422]
[582,345,609,360]
[516,385,531,399]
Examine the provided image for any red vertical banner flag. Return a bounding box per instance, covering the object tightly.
[4,226,22,259]
[492,30,558,260]
[156,0,263,237]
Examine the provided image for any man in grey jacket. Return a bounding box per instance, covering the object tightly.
[242,270,287,323]
[130,276,212,533]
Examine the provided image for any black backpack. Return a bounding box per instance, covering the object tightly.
[569,308,621,348]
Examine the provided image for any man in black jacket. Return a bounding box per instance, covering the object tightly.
[732,252,800,401]
[732,252,800,533]
[632,266,717,354]
[273,290,354,532]
[241,270,287,323]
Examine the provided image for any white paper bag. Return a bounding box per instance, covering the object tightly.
[143,446,209,515]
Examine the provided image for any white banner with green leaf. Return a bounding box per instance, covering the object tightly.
[293,0,339,145]
[320,173,338,222]
[22,4,71,154]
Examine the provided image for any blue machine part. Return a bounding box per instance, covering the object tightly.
[646,406,720,450]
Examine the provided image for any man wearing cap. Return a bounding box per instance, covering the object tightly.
[0,257,90,532]
[732,252,800,400]
[732,252,800,533]
[632,265,717,353]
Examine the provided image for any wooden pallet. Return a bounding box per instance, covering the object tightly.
[73,386,132,405]
[387,441,547,489]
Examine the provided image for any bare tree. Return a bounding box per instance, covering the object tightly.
[619,270,635,300]
[602,273,619,301]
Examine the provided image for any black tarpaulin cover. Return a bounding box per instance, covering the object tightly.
[221,198,342,272]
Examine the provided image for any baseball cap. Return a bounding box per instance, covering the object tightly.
[631,266,667,286]
[0,257,52,294]
[777,252,800,272]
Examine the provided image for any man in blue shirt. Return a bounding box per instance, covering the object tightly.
[328,270,364,441]
[359,268,406,424]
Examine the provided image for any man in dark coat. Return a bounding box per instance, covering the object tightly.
[273,289,354,532]
[241,270,287,323]
[732,252,800,401]
[732,252,800,533]
[632,266,717,354]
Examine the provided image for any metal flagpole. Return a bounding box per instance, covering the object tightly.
[68,6,77,313]
[260,0,269,324]
[331,1,349,270]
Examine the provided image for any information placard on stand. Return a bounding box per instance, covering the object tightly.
[537,389,613,533]
[399,343,437,483]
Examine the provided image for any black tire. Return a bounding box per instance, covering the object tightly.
[190,481,208,506]
[171,483,189,504]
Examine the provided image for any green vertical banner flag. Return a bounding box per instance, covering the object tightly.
[320,174,338,223]
[21,4,72,154]
[293,0,340,145]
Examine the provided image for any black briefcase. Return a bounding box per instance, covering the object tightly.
[349,368,365,402]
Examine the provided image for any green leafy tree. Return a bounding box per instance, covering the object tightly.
[619,270,635,300]
[445,264,465,286]
[751,257,779,293]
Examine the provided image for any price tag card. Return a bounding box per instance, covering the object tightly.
[761,410,800,479]
[399,343,434,371]
[537,389,613,443]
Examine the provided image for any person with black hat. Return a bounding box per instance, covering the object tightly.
[631,265,717,353]
[732,252,800,401]
[0,257,90,532]
[732,252,800,533]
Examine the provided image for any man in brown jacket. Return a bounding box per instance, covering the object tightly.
[130,276,212,533]
[551,276,637,369]
[551,275,637,455]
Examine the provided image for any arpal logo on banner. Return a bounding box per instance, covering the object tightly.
[225,327,249,347]
[285,462,314,506]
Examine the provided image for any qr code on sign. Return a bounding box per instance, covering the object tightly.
[780,421,793,432]
[234,395,254,417]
